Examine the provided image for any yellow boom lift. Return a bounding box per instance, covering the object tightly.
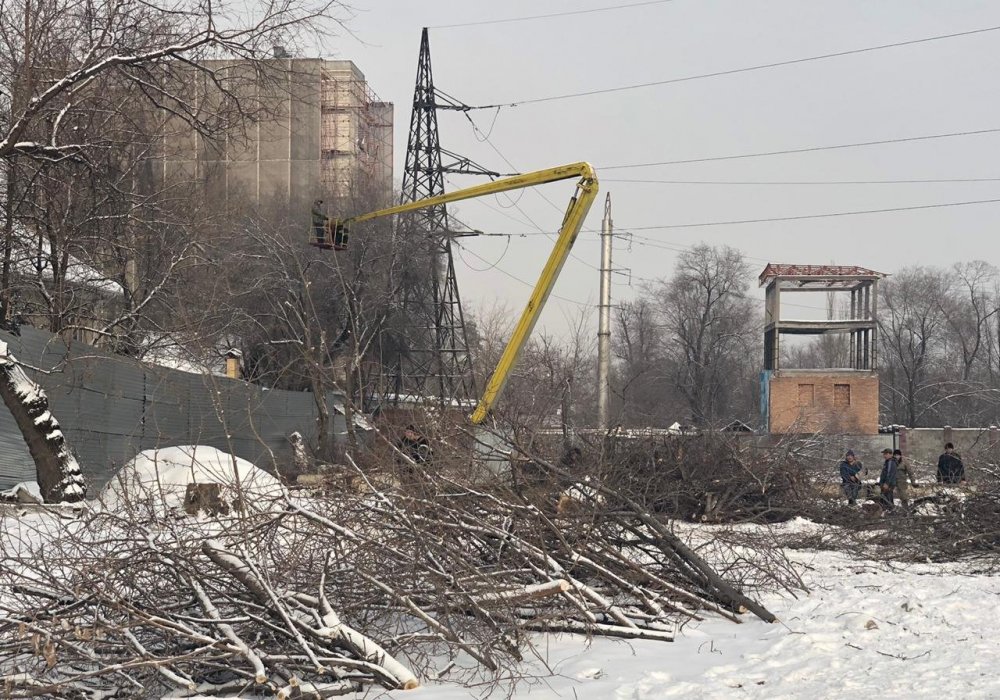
[310,162,599,424]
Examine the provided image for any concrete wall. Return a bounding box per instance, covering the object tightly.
[768,369,879,434]
[761,427,1000,483]
[749,432,894,481]
[898,426,1000,474]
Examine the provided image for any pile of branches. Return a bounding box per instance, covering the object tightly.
[0,449,793,698]
[850,482,1000,564]
[590,432,809,523]
[757,453,1000,566]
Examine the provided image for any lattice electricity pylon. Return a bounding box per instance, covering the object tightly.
[385,27,495,410]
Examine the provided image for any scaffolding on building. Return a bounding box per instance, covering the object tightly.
[320,65,393,207]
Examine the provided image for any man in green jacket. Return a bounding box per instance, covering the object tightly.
[893,449,919,510]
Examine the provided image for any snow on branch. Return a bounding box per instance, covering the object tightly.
[0,341,86,502]
[0,0,343,163]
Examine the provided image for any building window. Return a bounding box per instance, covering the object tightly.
[834,383,851,407]
[797,384,815,406]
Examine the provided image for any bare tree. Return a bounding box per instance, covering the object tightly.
[612,298,671,426]
[988,279,1000,388]
[0,0,342,164]
[653,244,757,425]
[204,179,444,462]
[471,305,597,444]
[942,260,998,382]
[879,266,948,427]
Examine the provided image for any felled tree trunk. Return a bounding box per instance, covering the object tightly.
[0,341,85,502]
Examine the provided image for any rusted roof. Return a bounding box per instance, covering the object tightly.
[759,263,888,287]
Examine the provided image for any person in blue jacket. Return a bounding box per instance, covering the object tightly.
[839,450,863,505]
[878,447,899,512]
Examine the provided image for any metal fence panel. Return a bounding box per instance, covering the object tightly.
[0,326,348,492]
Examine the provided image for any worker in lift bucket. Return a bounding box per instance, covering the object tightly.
[311,199,327,246]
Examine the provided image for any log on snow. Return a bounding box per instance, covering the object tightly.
[476,579,571,605]
[522,619,675,642]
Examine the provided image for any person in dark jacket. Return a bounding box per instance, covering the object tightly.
[396,425,431,470]
[838,450,863,505]
[936,442,966,484]
[878,448,898,511]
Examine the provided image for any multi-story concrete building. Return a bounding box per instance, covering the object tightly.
[155,57,393,223]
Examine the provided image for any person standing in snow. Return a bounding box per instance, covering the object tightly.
[936,442,966,484]
[839,450,863,505]
[878,448,898,512]
[893,448,919,510]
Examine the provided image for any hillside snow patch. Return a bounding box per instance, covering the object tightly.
[101,446,284,516]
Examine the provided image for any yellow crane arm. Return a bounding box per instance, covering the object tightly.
[323,162,599,424]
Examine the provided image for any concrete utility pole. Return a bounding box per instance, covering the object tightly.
[597,193,613,431]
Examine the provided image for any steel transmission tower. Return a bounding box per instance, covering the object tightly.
[391,28,488,408]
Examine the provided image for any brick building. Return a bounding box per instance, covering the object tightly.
[765,369,880,434]
[759,264,887,434]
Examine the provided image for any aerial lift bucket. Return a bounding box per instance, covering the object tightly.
[309,217,350,251]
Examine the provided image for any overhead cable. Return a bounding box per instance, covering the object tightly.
[429,0,675,30]
[618,197,1000,230]
[605,176,1000,186]
[460,25,1000,108]
[453,241,592,309]
[460,111,604,272]
[465,196,1000,235]
[600,127,1000,170]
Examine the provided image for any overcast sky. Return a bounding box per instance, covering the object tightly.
[321,0,1000,337]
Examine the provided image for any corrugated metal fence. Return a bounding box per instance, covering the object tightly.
[0,326,346,492]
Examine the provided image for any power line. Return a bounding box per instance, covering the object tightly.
[428,0,675,30]
[604,176,1000,186]
[462,24,1000,108]
[625,234,771,264]
[460,111,604,273]
[453,240,592,309]
[463,193,1000,236]
[601,127,1000,170]
[455,234,512,272]
[443,174,551,234]
[453,225,834,315]
[477,231,605,239]
[618,196,1000,230]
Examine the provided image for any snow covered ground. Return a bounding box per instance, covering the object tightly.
[3,501,998,698]
[395,525,1000,700]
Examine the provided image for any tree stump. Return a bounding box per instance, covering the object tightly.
[184,483,229,516]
